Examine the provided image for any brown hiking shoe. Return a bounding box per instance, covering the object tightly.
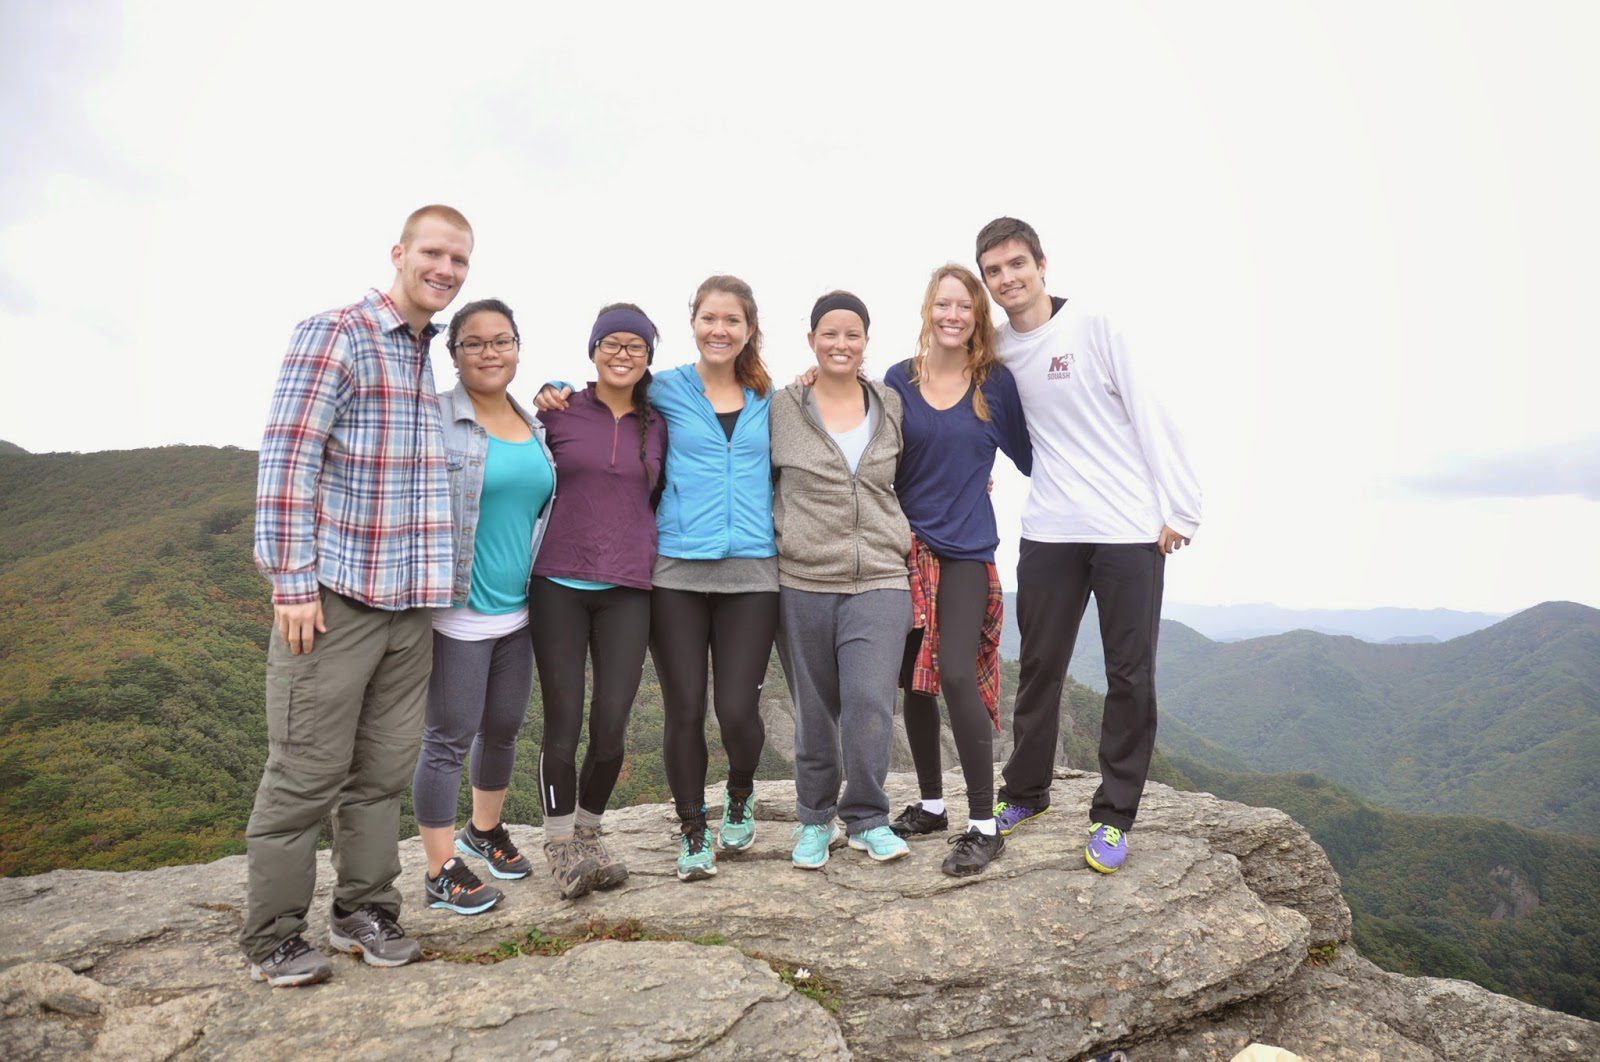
[574,823,629,890]
[543,836,601,900]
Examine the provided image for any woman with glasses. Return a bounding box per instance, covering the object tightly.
[527,303,667,899]
[536,276,776,885]
[412,298,553,916]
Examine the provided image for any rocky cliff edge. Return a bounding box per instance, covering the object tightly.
[2,769,1595,1060]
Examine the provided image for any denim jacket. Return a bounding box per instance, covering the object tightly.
[438,382,556,607]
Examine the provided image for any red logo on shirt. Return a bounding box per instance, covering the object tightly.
[1047,353,1075,380]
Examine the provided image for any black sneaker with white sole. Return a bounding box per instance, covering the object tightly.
[941,828,1004,877]
[889,802,949,839]
[248,934,333,987]
[327,904,423,967]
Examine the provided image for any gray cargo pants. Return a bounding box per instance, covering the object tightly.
[239,589,432,961]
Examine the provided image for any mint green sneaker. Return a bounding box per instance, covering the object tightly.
[848,825,910,862]
[718,790,756,852]
[676,808,717,882]
[791,822,841,869]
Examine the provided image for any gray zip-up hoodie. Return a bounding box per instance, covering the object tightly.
[770,379,912,594]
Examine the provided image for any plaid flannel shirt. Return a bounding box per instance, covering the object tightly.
[904,536,1006,730]
[254,289,453,610]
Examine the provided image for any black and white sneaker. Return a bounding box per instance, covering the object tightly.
[248,934,332,987]
[889,802,949,839]
[328,904,423,968]
[455,822,533,880]
[941,828,1004,877]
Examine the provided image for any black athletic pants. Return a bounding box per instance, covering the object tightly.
[528,578,651,818]
[998,539,1164,831]
[651,588,778,819]
[899,557,995,821]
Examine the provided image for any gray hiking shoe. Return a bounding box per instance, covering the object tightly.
[544,836,602,900]
[248,934,332,987]
[573,823,629,890]
[327,904,423,968]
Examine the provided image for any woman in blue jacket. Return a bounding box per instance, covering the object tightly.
[536,275,777,883]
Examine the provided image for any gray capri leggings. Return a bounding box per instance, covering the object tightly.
[411,628,534,829]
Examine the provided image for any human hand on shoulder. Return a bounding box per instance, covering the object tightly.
[1157,525,1191,555]
[533,385,573,412]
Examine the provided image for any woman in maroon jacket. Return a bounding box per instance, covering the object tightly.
[528,302,668,899]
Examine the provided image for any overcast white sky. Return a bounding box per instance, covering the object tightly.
[3,2,1597,613]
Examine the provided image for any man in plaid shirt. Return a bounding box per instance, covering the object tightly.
[240,204,473,987]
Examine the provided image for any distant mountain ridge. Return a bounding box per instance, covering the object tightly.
[1029,595,1600,836]
[999,598,1506,655]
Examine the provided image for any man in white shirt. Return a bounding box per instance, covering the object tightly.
[976,217,1202,873]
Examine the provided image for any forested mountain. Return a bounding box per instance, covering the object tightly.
[1013,596,1600,836]
[3,446,1596,1019]
[1174,757,1600,1020]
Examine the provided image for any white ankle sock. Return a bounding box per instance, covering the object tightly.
[920,798,946,815]
[968,818,997,836]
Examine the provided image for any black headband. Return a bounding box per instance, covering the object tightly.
[809,292,870,333]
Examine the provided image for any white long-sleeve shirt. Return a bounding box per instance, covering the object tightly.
[999,302,1202,543]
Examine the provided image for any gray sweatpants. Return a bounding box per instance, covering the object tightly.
[241,590,432,962]
[411,628,534,829]
[776,587,911,835]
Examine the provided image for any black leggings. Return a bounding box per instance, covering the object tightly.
[900,558,994,821]
[528,578,651,818]
[651,588,778,818]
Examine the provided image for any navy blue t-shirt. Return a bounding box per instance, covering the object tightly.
[886,359,1032,562]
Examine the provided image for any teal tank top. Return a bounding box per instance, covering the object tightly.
[468,435,555,614]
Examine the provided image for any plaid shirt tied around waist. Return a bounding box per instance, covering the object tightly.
[904,535,1005,731]
[254,289,453,611]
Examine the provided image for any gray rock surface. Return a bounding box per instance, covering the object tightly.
[1,769,1594,1060]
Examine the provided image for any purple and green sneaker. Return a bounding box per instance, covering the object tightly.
[992,801,1049,837]
[1085,822,1128,873]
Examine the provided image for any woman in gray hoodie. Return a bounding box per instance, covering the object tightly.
[770,291,913,869]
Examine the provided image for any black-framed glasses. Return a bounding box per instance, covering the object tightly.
[597,338,649,358]
[455,335,518,356]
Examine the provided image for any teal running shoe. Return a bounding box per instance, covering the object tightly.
[676,807,717,882]
[718,789,756,852]
[791,822,841,869]
[848,825,910,862]
[993,801,1050,837]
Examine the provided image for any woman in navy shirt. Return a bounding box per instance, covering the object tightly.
[885,264,1031,877]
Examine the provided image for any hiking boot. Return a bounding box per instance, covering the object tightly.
[424,857,503,915]
[327,905,422,968]
[889,802,949,839]
[1085,822,1129,873]
[544,836,602,899]
[248,934,332,987]
[791,822,842,869]
[455,822,533,880]
[848,825,911,862]
[676,808,717,882]
[941,828,1005,877]
[574,823,629,890]
[717,789,756,851]
[993,800,1050,837]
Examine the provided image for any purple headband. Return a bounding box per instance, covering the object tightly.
[588,307,658,364]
